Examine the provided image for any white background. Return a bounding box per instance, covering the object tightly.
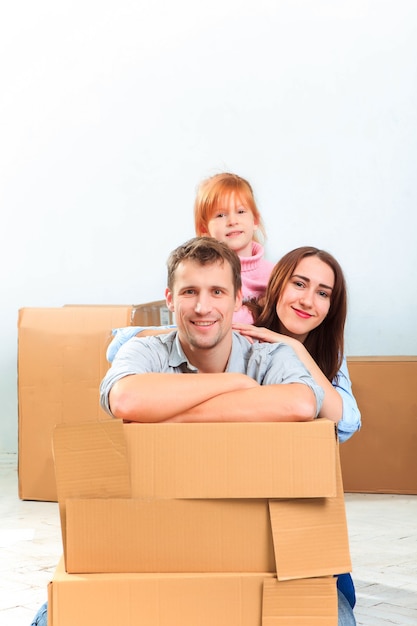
[1,0,416,452]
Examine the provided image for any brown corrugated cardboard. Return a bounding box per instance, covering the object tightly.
[65,498,276,573]
[130,300,173,326]
[53,420,338,501]
[123,420,338,499]
[17,302,173,502]
[17,306,134,502]
[341,357,417,494]
[269,454,351,580]
[47,558,337,626]
[262,576,337,625]
[53,420,351,579]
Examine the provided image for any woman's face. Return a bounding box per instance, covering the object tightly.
[276,256,335,343]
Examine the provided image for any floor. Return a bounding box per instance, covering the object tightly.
[0,453,416,626]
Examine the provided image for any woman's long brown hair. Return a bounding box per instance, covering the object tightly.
[247,247,347,382]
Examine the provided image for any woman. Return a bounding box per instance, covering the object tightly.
[236,246,361,443]
[236,246,360,619]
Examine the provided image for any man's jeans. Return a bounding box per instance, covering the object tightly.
[30,601,47,626]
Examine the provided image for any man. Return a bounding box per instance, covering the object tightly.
[100,237,323,422]
[33,239,354,626]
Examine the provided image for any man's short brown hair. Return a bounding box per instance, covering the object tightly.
[167,237,242,295]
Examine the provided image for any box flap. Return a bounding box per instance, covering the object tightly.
[125,420,338,499]
[53,420,130,560]
[262,577,337,625]
[269,454,351,580]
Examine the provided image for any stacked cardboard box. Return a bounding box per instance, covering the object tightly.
[48,419,352,625]
[17,302,172,502]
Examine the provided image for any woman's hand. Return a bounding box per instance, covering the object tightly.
[232,323,291,345]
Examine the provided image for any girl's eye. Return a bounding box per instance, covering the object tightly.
[238,208,247,214]
[215,212,226,219]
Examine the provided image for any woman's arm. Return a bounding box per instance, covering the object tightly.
[332,358,362,443]
[232,323,343,423]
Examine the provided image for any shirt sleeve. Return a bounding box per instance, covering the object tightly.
[100,335,170,416]
[256,342,325,417]
[333,357,362,443]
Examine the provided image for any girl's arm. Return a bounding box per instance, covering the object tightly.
[107,325,174,362]
[232,323,343,423]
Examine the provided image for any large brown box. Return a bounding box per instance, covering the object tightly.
[341,357,417,494]
[17,302,172,502]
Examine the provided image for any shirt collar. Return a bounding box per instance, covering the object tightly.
[161,330,250,374]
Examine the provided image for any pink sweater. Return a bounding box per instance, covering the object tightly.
[233,242,275,324]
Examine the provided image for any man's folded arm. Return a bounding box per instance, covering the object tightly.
[107,372,259,422]
[165,383,318,423]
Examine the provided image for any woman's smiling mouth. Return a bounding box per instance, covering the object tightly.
[292,307,313,319]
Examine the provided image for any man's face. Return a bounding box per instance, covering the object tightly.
[166,259,242,354]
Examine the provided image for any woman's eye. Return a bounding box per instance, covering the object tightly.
[294,281,304,288]
[319,291,330,298]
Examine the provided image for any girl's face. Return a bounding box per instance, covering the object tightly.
[205,192,257,257]
[276,256,334,343]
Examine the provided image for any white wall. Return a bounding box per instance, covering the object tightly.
[1,0,416,452]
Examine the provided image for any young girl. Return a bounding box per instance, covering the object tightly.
[194,172,274,322]
[106,172,274,361]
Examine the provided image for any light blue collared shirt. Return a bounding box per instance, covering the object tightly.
[100,330,324,418]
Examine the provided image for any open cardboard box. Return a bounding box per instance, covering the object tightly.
[52,419,351,580]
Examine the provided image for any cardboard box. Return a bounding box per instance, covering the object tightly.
[341,357,417,494]
[18,306,133,501]
[47,557,337,626]
[130,299,173,326]
[63,300,173,327]
[53,420,351,579]
[17,302,173,502]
